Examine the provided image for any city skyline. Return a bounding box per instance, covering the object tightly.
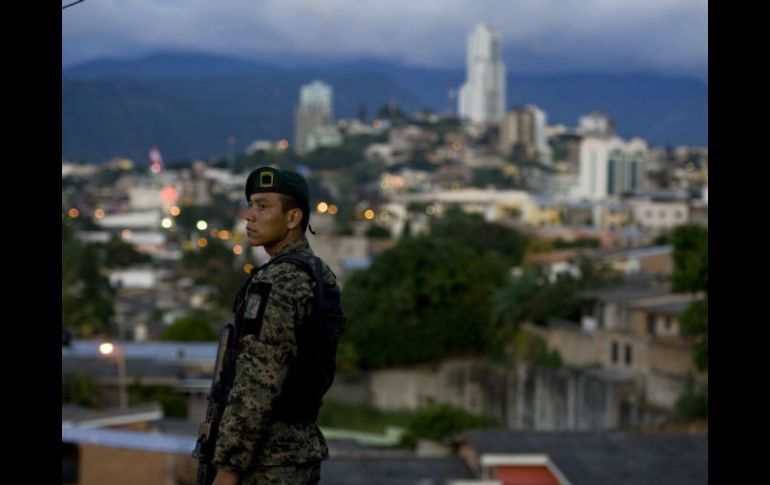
[62,0,708,82]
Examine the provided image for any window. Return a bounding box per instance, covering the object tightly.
[611,341,619,363]
[625,344,633,365]
[647,314,656,336]
[665,317,672,330]
[645,210,653,218]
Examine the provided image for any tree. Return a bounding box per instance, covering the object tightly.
[62,222,115,337]
[671,224,708,294]
[670,224,708,371]
[430,206,529,268]
[161,315,218,341]
[62,371,100,408]
[343,236,508,369]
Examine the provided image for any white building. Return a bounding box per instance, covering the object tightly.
[458,24,506,123]
[577,137,648,200]
[578,110,615,138]
[294,80,337,155]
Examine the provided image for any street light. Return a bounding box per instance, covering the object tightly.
[99,341,127,409]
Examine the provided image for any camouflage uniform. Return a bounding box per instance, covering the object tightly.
[212,236,335,484]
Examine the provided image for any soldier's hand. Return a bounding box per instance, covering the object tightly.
[212,469,239,485]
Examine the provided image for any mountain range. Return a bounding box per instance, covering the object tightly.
[62,52,708,164]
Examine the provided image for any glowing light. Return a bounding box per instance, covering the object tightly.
[686,162,695,172]
[328,205,338,215]
[121,229,132,239]
[150,164,162,174]
[198,237,208,248]
[218,230,231,240]
[170,206,181,216]
[99,342,114,355]
[364,209,375,220]
[68,208,79,218]
[243,263,254,274]
[161,217,173,229]
[160,186,179,204]
[426,205,437,215]
[317,202,329,214]
[233,245,243,255]
[94,209,105,219]
[196,220,208,231]
[277,139,289,150]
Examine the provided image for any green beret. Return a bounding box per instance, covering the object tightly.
[245,166,310,210]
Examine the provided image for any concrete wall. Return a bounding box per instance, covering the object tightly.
[545,326,600,367]
[370,359,508,423]
[368,357,667,432]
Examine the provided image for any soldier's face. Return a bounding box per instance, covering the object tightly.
[244,192,294,251]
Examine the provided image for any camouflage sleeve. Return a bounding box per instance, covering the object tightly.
[211,264,314,472]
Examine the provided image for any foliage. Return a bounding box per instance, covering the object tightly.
[128,380,188,418]
[679,298,708,371]
[674,375,708,420]
[670,224,708,371]
[62,371,100,408]
[430,206,529,268]
[343,236,508,369]
[161,315,218,341]
[94,235,152,268]
[62,222,115,337]
[317,399,413,434]
[471,168,519,189]
[399,403,497,447]
[671,224,708,294]
[179,237,245,312]
[365,224,392,239]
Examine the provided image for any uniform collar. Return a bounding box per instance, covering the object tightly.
[271,235,312,260]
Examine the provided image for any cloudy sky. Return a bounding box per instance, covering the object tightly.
[62,0,708,80]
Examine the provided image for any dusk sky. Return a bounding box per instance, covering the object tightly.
[62,0,708,81]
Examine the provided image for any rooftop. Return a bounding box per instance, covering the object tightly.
[456,430,707,485]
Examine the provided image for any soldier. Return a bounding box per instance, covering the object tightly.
[210,166,343,485]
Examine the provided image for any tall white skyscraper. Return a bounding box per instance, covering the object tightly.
[294,80,337,155]
[458,24,506,123]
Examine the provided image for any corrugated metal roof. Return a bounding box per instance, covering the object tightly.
[62,425,196,454]
[63,340,218,363]
[455,431,707,485]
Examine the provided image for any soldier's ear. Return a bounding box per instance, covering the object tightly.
[286,208,303,230]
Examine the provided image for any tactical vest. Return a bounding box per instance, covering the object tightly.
[232,252,346,424]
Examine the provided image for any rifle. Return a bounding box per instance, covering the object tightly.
[192,322,239,485]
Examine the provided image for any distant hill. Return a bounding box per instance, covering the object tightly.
[62,52,708,164]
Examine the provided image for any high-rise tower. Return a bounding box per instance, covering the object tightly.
[458,24,506,123]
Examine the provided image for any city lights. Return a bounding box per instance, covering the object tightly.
[317,202,329,214]
[196,220,208,231]
[243,263,254,274]
[218,230,231,240]
[94,208,105,218]
[68,208,79,218]
[328,205,338,215]
[277,139,289,150]
[121,229,132,239]
[364,209,375,220]
[233,245,243,255]
[161,217,173,229]
[170,206,181,216]
[198,237,208,248]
